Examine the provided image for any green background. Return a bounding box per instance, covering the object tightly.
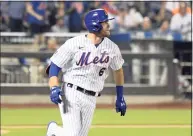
[1,108,191,136]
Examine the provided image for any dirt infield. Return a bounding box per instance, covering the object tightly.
[1,101,191,109]
[1,124,191,135]
[1,124,191,129]
[1,130,10,135]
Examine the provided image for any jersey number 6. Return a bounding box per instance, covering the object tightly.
[99,68,106,76]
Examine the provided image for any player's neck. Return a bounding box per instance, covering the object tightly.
[87,33,103,45]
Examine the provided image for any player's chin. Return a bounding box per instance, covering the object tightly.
[105,31,111,37]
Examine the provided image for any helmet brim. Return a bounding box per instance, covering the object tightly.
[108,17,115,20]
[100,17,115,23]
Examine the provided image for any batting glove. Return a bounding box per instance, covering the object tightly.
[50,86,63,104]
[115,97,127,116]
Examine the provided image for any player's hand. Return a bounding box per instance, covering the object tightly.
[115,97,127,116]
[50,86,63,104]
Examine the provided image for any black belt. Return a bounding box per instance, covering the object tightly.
[67,83,101,97]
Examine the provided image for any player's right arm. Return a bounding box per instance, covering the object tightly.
[48,62,61,88]
[48,62,62,104]
[47,40,74,104]
[49,76,59,88]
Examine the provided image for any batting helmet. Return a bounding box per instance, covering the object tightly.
[84,9,114,33]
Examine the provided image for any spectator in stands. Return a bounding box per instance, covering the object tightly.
[68,2,84,32]
[157,20,171,36]
[141,17,152,31]
[51,16,68,32]
[171,2,191,15]
[40,37,59,64]
[46,2,57,28]
[38,37,59,82]
[117,6,143,32]
[145,2,161,28]
[26,1,47,50]
[170,2,191,41]
[89,1,102,10]
[165,0,179,13]
[47,37,59,51]
[148,2,172,28]
[101,2,119,32]
[130,2,146,17]
[7,2,26,32]
[116,5,128,33]
[0,11,9,31]
[46,1,66,29]
[0,2,10,31]
[55,6,65,19]
[102,1,119,15]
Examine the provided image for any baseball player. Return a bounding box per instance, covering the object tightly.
[46,9,127,136]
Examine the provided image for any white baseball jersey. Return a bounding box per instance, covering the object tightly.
[50,34,124,92]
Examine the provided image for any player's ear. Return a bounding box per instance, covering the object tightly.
[45,65,50,76]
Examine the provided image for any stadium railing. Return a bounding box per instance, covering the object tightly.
[0,31,190,98]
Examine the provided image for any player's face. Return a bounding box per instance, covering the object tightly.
[100,21,111,37]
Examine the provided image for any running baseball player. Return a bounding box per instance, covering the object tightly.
[46,9,127,136]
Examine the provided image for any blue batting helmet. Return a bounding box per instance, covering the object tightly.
[84,9,114,33]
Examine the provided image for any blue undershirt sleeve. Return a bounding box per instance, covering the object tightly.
[49,62,62,78]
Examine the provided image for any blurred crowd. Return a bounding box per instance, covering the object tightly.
[0,1,192,35]
[0,1,191,93]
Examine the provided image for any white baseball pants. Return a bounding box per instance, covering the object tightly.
[52,82,97,136]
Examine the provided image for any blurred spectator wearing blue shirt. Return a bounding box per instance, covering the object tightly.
[7,2,26,32]
[26,1,47,50]
[68,2,84,32]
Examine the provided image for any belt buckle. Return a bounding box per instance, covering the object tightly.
[67,83,72,87]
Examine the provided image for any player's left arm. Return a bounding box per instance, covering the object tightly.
[113,68,124,103]
[110,44,126,116]
[113,67,127,116]
[113,68,124,86]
